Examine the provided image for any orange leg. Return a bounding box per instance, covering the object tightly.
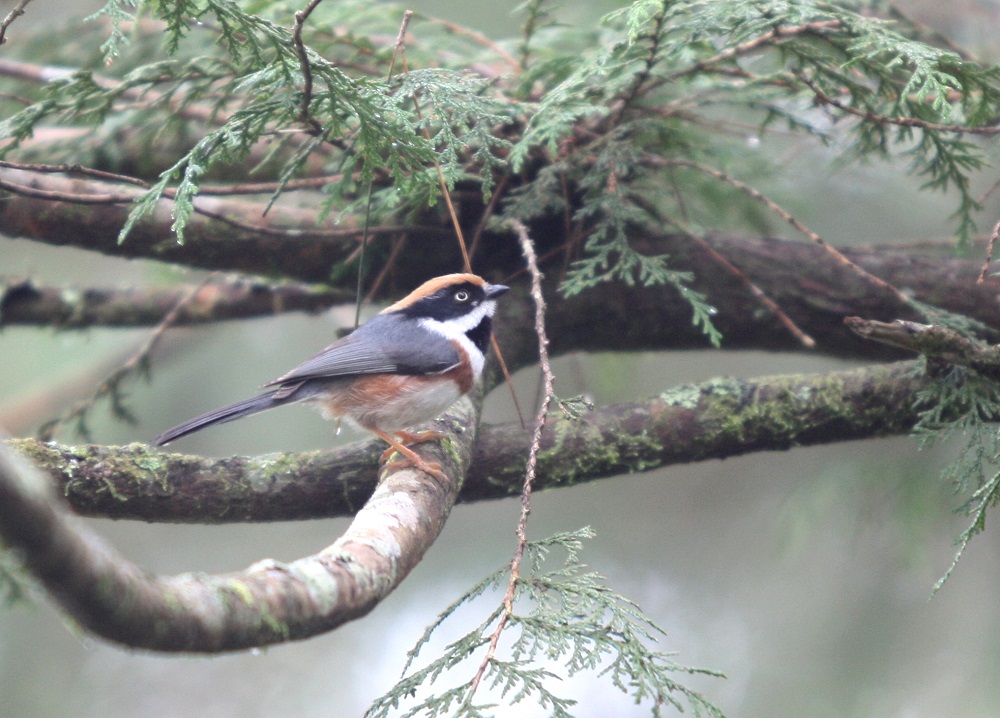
[369,427,446,480]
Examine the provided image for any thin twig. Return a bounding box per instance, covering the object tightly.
[659,157,915,307]
[468,173,509,263]
[660,213,816,348]
[37,273,219,441]
[0,0,37,46]
[353,10,417,322]
[885,0,972,61]
[666,20,843,83]
[845,316,1000,381]
[468,222,552,697]
[390,12,473,271]
[411,11,521,72]
[979,219,1000,285]
[292,0,325,132]
[387,10,414,81]
[797,72,1000,136]
[363,235,410,305]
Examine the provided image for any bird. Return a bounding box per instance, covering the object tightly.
[153,273,509,479]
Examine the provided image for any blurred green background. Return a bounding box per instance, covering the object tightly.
[3,1,1000,716]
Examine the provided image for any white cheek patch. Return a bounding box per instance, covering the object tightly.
[418,300,495,379]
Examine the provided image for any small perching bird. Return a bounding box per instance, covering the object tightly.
[153,273,509,479]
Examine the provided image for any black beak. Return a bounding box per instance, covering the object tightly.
[486,283,509,299]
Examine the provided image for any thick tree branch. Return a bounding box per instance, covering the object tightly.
[534,232,1000,361]
[0,168,451,281]
[8,361,928,523]
[0,277,353,328]
[3,164,997,358]
[0,396,480,652]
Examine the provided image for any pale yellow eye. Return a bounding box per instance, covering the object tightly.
[455,290,470,302]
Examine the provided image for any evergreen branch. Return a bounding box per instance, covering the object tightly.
[610,0,669,122]
[908,362,1000,590]
[0,56,232,125]
[666,19,843,82]
[798,71,1000,134]
[515,0,554,72]
[368,526,723,717]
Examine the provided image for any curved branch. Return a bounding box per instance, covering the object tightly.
[9,361,928,523]
[0,396,480,652]
[0,277,353,328]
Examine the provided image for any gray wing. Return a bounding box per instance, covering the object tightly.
[264,313,460,387]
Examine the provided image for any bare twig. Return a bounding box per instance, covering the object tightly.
[846,316,1000,381]
[978,219,1000,285]
[37,274,219,441]
[659,213,816,348]
[797,72,1000,136]
[0,159,348,195]
[390,12,473,272]
[659,157,915,308]
[468,173,509,263]
[468,222,553,697]
[411,11,521,72]
[0,0,36,46]
[387,10,414,81]
[292,0,325,131]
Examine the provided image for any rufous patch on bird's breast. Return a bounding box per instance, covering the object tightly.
[444,341,475,394]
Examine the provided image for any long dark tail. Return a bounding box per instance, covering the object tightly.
[153,390,283,446]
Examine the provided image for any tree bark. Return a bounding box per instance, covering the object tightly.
[0,397,481,652]
[8,361,928,523]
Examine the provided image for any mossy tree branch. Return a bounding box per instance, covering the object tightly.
[7,361,929,524]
